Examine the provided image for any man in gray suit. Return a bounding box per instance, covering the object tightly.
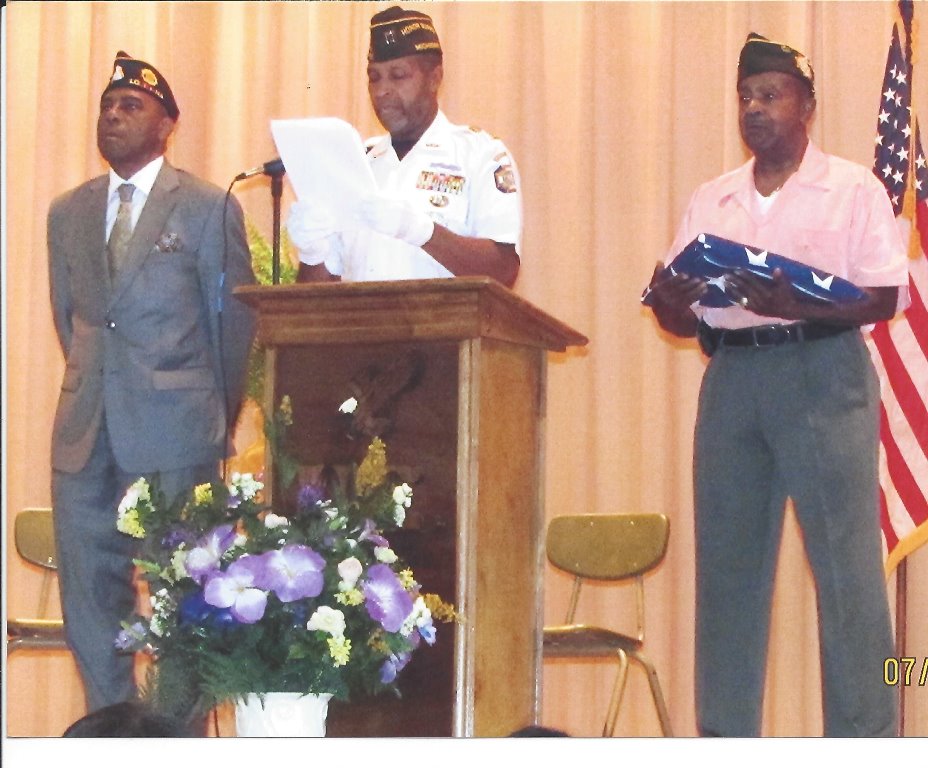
[47,52,256,713]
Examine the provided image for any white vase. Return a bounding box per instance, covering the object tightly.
[234,692,334,737]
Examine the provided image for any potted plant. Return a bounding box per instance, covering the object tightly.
[115,396,454,736]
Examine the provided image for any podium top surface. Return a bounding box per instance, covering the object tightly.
[234,277,588,351]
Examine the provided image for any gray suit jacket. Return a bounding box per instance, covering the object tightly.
[48,161,257,474]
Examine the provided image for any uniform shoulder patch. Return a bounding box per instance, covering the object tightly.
[494,164,517,193]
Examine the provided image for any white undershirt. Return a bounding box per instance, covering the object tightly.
[754,187,779,214]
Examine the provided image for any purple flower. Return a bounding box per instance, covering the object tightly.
[362,564,413,633]
[161,525,194,551]
[185,524,237,583]
[418,621,436,645]
[359,518,389,549]
[379,651,412,684]
[178,590,236,630]
[297,483,328,511]
[256,545,326,603]
[203,556,268,624]
[114,621,147,651]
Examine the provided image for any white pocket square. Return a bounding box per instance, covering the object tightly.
[155,233,182,252]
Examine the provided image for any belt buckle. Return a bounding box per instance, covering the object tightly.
[751,325,792,347]
[750,324,797,347]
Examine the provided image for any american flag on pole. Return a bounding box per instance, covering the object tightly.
[866,0,928,575]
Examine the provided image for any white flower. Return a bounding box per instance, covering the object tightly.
[374,546,397,564]
[233,533,248,548]
[230,472,263,501]
[338,397,358,414]
[169,547,188,580]
[149,589,173,638]
[150,614,166,638]
[118,488,141,515]
[117,478,150,514]
[401,596,433,637]
[392,483,413,507]
[393,505,406,526]
[264,513,290,529]
[412,596,433,629]
[337,557,363,589]
[307,606,347,638]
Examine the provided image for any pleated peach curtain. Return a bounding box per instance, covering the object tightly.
[5,0,928,739]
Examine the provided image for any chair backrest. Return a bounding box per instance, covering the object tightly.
[546,513,669,580]
[15,508,58,570]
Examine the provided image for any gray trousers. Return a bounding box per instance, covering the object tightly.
[52,414,215,713]
[693,330,897,736]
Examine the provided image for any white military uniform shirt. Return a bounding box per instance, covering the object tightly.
[336,110,522,281]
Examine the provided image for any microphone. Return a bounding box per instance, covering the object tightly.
[234,157,285,182]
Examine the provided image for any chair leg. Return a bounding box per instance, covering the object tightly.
[629,651,673,736]
[603,649,630,737]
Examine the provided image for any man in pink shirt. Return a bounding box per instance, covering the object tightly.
[647,33,908,736]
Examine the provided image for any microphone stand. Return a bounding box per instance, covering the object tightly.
[269,167,286,285]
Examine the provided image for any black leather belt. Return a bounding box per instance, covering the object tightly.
[697,321,856,356]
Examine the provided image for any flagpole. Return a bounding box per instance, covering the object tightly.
[871,0,919,735]
[895,558,907,736]
[894,1,913,737]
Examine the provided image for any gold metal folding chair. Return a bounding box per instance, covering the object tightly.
[543,513,673,736]
[7,508,69,653]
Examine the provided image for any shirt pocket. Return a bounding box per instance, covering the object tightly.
[789,228,848,277]
[414,169,468,233]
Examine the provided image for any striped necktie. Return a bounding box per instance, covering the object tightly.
[107,183,136,279]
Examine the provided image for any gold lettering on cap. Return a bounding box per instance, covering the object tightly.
[128,77,165,101]
[400,21,435,36]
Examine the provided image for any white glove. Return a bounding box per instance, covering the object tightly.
[358,193,434,247]
[285,201,344,274]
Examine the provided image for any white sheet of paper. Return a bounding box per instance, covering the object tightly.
[270,117,376,229]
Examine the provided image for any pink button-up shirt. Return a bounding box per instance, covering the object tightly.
[666,141,910,329]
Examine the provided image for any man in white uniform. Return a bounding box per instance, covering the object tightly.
[287,6,522,287]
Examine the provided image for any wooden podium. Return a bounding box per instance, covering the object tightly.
[235,278,587,736]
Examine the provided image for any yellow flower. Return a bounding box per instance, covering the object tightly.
[193,483,213,505]
[367,632,390,654]
[356,437,387,494]
[116,508,145,539]
[398,569,416,589]
[423,593,457,623]
[335,588,363,606]
[328,636,351,667]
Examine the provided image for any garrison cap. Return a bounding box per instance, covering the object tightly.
[737,33,815,96]
[102,51,180,120]
[368,6,442,62]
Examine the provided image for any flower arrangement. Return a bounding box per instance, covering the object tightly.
[115,396,454,721]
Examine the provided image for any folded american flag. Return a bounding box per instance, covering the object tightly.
[642,232,866,307]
